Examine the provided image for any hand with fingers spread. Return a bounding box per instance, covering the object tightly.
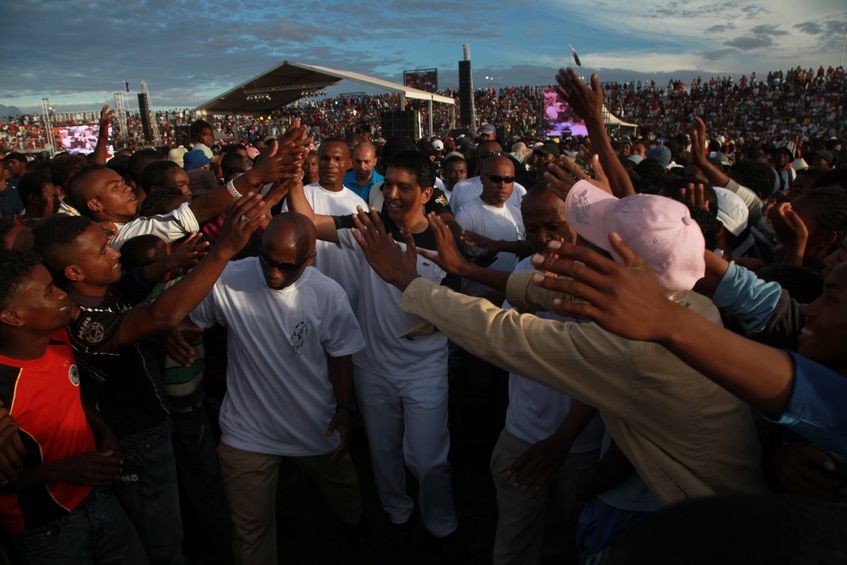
[768,202,808,266]
[160,322,205,367]
[689,116,709,166]
[56,451,123,487]
[543,162,581,202]
[214,193,267,258]
[555,69,604,124]
[679,182,710,212]
[419,212,471,276]
[351,207,420,291]
[164,233,209,275]
[530,235,680,341]
[460,229,502,256]
[99,104,115,128]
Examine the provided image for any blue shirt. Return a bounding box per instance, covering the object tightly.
[713,261,782,335]
[0,177,23,219]
[764,352,847,463]
[343,170,383,202]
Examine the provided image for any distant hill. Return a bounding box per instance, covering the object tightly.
[0,105,21,117]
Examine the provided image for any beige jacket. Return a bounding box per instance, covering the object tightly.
[399,271,768,506]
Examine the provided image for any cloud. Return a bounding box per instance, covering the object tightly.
[723,36,773,50]
[794,21,823,35]
[705,24,736,34]
[750,24,789,36]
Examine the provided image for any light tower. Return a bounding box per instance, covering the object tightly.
[113,91,129,141]
[40,97,56,156]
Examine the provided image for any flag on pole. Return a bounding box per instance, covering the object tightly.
[125,81,130,92]
[569,45,582,67]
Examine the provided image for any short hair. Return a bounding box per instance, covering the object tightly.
[128,148,165,186]
[443,154,467,168]
[757,264,823,303]
[728,160,777,199]
[318,137,349,156]
[17,171,52,204]
[189,119,213,141]
[799,186,847,236]
[138,186,186,217]
[119,234,164,270]
[381,136,418,165]
[141,160,181,194]
[32,215,94,276]
[50,153,88,189]
[220,143,246,155]
[659,175,719,220]
[65,164,110,213]
[387,151,435,189]
[221,152,248,179]
[810,167,847,190]
[0,251,42,310]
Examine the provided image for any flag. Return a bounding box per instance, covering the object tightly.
[569,45,582,67]
[124,81,130,92]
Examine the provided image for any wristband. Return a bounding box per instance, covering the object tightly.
[226,179,243,201]
[335,400,355,413]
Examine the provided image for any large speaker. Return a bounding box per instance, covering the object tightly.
[137,92,153,142]
[380,110,417,139]
[458,60,473,126]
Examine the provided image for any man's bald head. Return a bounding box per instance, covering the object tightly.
[262,212,316,262]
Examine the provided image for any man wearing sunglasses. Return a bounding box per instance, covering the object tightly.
[455,156,526,300]
[187,212,368,564]
[449,142,527,213]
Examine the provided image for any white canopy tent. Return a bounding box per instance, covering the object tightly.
[194,60,455,135]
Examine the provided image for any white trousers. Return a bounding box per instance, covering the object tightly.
[354,368,458,538]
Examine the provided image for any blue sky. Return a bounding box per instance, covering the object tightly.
[1,0,845,112]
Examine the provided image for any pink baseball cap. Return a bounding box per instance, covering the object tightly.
[564,180,705,291]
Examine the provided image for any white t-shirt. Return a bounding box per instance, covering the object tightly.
[336,228,449,380]
[503,257,605,452]
[190,261,366,456]
[455,198,526,297]
[450,176,526,214]
[112,202,200,249]
[282,182,368,306]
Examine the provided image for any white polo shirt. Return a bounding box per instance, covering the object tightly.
[449,176,526,214]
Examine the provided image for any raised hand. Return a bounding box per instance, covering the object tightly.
[530,235,680,341]
[164,233,210,275]
[768,202,808,266]
[214,193,267,258]
[351,207,420,291]
[690,116,708,165]
[160,322,204,367]
[460,229,502,257]
[679,182,710,212]
[543,162,581,202]
[99,105,115,128]
[555,68,604,123]
[419,212,471,276]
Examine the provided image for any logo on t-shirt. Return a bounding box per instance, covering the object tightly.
[68,364,80,386]
[290,321,308,356]
[77,318,105,344]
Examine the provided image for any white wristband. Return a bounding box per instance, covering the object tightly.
[226,179,243,201]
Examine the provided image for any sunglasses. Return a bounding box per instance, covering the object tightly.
[486,174,515,184]
[259,252,313,272]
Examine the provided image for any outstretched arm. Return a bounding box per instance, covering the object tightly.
[553,69,634,198]
[531,234,797,417]
[285,178,340,243]
[92,105,114,166]
[117,193,267,345]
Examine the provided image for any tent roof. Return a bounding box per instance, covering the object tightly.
[195,60,454,114]
[602,108,638,128]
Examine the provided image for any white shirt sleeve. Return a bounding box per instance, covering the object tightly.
[111,202,200,249]
[320,290,366,358]
[189,286,223,329]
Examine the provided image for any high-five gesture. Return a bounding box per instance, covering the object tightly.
[351,208,420,291]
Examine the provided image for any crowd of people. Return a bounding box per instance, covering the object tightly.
[0,61,845,565]
[3,65,844,154]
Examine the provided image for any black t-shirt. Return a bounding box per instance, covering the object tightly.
[69,290,168,438]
